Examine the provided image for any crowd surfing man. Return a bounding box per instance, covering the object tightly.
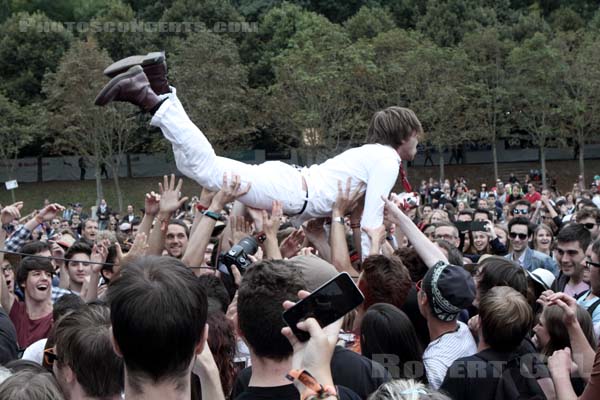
[94,52,421,257]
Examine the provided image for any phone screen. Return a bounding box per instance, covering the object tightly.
[282,272,364,342]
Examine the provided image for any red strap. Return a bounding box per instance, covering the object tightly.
[399,164,412,193]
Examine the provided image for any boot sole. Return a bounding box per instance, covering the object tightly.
[104,51,165,78]
[94,65,144,106]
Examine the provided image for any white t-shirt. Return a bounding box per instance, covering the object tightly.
[21,338,47,365]
[423,321,477,389]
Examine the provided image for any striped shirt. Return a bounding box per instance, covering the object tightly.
[423,321,477,389]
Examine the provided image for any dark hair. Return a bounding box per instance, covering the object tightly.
[4,359,47,374]
[393,247,428,282]
[52,294,85,321]
[237,260,305,360]
[556,223,591,252]
[367,106,422,148]
[576,208,600,223]
[16,257,54,288]
[508,217,533,237]
[198,274,230,314]
[360,303,425,381]
[540,304,595,357]
[65,242,92,261]
[479,287,532,352]
[206,312,237,397]
[20,241,51,256]
[168,219,190,238]
[358,255,412,310]
[458,209,474,219]
[54,304,124,398]
[82,219,97,229]
[107,256,207,385]
[576,198,598,210]
[477,256,528,299]
[474,208,491,220]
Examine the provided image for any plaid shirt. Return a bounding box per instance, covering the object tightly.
[51,286,72,303]
[4,225,32,253]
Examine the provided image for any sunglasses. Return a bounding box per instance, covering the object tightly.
[43,347,58,367]
[509,232,528,240]
[582,223,597,230]
[512,209,529,215]
[586,261,600,269]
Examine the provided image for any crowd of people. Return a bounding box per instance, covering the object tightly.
[0,167,599,399]
[2,50,600,400]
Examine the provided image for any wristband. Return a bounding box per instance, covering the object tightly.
[202,210,223,221]
[255,231,267,243]
[286,369,338,400]
[332,217,344,225]
[196,203,208,213]
[350,223,360,229]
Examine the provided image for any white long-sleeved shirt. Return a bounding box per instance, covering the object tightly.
[298,143,401,258]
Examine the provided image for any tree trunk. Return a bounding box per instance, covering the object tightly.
[438,149,445,183]
[578,133,585,184]
[492,140,499,183]
[126,153,132,178]
[95,159,104,207]
[112,162,123,212]
[540,145,547,190]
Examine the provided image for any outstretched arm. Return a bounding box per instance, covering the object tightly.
[382,196,448,267]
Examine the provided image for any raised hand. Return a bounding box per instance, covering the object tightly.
[158,174,188,216]
[36,203,65,222]
[262,200,283,238]
[144,191,161,216]
[230,216,253,245]
[91,241,110,273]
[332,178,365,216]
[280,229,306,259]
[210,173,251,211]
[1,202,23,225]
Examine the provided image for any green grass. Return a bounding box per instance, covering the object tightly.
[0,176,204,214]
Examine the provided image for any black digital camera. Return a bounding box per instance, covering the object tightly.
[220,236,259,275]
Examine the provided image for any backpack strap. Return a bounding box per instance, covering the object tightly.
[587,298,600,318]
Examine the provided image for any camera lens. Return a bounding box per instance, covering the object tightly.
[238,236,258,256]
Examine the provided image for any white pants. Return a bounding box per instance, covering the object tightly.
[150,91,308,214]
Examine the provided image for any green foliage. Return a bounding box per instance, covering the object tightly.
[344,5,395,41]
[0,12,73,105]
[168,31,254,151]
[0,93,37,175]
[91,0,159,60]
[549,7,585,32]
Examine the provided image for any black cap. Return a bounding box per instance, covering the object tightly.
[423,262,475,322]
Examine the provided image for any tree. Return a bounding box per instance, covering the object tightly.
[168,31,254,152]
[344,6,395,41]
[462,27,514,182]
[507,32,565,189]
[267,11,377,164]
[0,93,38,200]
[400,43,471,181]
[553,31,600,183]
[0,12,72,105]
[43,38,137,208]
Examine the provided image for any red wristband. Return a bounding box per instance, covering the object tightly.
[196,203,208,212]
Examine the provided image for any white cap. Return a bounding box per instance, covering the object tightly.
[119,222,132,232]
[527,268,555,290]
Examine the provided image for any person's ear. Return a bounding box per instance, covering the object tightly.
[110,327,123,358]
[194,324,209,355]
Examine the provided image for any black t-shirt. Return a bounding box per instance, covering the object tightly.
[234,384,360,400]
[232,346,390,399]
[401,285,430,349]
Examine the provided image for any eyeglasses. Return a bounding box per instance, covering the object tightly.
[586,261,600,269]
[582,223,597,230]
[512,209,529,215]
[416,279,423,292]
[43,347,58,367]
[509,232,528,240]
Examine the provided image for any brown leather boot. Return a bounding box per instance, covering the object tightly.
[103,51,170,95]
[94,66,161,113]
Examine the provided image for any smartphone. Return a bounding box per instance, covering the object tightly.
[282,272,364,342]
[455,221,470,233]
[471,221,487,232]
